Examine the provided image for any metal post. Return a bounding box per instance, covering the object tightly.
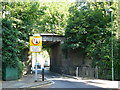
[110,9,114,81]
[35,53,38,82]
[96,66,98,79]
[111,30,114,81]
[42,68,44,81]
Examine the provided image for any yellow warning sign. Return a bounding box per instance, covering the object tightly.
[30,36,42,46]
[30,36,42,52]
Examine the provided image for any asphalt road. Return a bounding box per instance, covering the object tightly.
[38,68,112,89]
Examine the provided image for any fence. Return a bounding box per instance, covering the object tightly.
[76,66,98,79]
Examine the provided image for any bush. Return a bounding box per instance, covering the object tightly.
[17,60,24,79]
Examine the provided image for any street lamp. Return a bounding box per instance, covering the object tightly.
[108,8,114,81]
[105,8,114,81]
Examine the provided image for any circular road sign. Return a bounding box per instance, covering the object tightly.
[32,38,40,45]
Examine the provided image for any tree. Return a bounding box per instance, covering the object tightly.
[38,2,72,35]
[64,2,120,80]
[2,2,46,77]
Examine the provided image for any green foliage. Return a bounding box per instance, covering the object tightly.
[17,60,24,78]
[2,17,19,67]
[64,2,120,80]
[2,2,46,77]
[37,2,71,35]
[2,1,70,79]
[65,5,111,50]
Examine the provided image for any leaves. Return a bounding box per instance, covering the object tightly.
[2,1,71,67]
[2,2,46,67]
[39,2,71,35]
[64,2,119,80]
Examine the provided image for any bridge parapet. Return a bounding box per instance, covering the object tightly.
[40,33,65,46]
[40,33,65,42]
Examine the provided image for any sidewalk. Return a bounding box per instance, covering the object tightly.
[2,74,53,88]
[62,74,120,89]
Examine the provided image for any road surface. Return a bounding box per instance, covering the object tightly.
[37,68,118,89]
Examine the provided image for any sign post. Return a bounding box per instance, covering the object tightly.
[30,34,42,82]
[35,53,37,82]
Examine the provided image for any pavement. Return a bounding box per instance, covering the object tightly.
[2,74,53,89]
[62,74,119,89]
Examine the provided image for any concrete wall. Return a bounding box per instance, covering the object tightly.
[49,42,92,75]
[61,49,92,75]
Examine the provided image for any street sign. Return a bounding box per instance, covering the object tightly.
[30,36,42,46]
[30,36,42,52]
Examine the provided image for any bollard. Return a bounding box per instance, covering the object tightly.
[42,68,44,81]
[76,67,79,77]
[35,53,38,82]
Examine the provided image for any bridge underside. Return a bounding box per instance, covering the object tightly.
[40,33,65,73]
[43,41,60,46]
[40,34,90,74]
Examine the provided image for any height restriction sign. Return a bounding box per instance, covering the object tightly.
[30,36,42,52]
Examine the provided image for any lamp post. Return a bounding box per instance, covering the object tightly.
[109,8,114,81]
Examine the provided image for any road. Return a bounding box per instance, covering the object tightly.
[37,68,118,89]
